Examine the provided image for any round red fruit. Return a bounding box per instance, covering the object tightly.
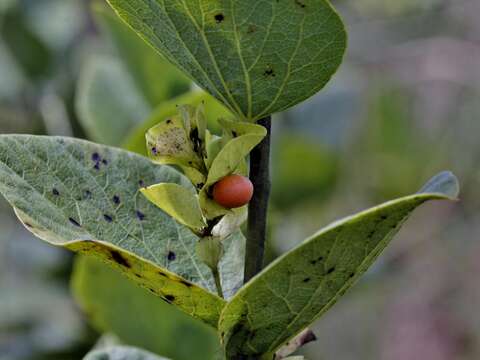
[212,175,253,209]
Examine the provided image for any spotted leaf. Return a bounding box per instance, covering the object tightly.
[105,0,347,121]
[0,135,228,326]
[219,172,459,358]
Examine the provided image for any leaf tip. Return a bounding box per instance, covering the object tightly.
[418,171,460,199]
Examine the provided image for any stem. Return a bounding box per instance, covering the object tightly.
[244,116,272,283]
[213,268,224,298]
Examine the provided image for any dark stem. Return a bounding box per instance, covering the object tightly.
[244,116,272,283]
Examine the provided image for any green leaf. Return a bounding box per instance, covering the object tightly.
[141,183,206,231]
[76,55,150,146]
[72,256,220,360]
[105,0,347,121]
[198,119,266,219]
[218,172,459,358]
[83,346,170,360]
[206,119,266,186]
[125,91,230,155]
[93,1,190,106]
[0,135,224,326]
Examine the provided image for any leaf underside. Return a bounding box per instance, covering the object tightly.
[72,256,220,360]
[219,172,458,358]
[106,0,347,121]
[0,135,239,326]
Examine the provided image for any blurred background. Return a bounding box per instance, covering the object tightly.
[0,0,479,359]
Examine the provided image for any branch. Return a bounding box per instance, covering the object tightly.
[244,116,272,283]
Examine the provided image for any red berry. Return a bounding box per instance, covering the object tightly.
[212,174,254,209]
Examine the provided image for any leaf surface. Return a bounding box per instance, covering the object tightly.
[219,172,459,358]
[72,256,220,360]
[141,183,206,231]
[0,135,224,326]
[105,0,347,120]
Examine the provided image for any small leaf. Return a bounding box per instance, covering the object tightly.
[146,115,204,169]
[123,91,231,155]
[141,183,206,231]
[83,346,170,360]
[72,256,220,360]
[219,172,459,358]
[0,135,224,326]
[105,0,347,120]
[206,119,266,186]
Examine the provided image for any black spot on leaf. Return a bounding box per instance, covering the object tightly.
[151,147,158,155]
[84,190,92,199]
[166,119,172,124]
[93,162,100,171]
[264,66,275,77]
[103,214,113,223]
[136,211,146,221]
[303,277,311,283]
[69,217,81,227]
[102,159,108,165]
[214,13,225,23]
[327,267,336,274]
[165,294,175,302]
[349,272,355,278]
[167,251,176,261]
[295,0,306,8]
[113,195,120,204]
[232,131,238,138]
[52,188,60,196]
[91,153,101,162]
[180,279,192,288]
[138,180,145,187]
[110,250,131,268]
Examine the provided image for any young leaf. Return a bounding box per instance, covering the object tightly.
[83,346,170,360]
[72,256,220,360]
[206,119,266,186]
[141,183,206,231]
[219,172,459,358]
[105,0,347,121]
[123,91,231,155]
[0,135,224,326]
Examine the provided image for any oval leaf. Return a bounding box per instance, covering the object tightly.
[218,172,458,358]
[105,0,347,120]
[0,135,224,326]
[141,183,206,231]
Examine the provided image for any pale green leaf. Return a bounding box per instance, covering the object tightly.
[76,55,150,146]
[105,0,347,121]
[83,346,170,360]
[0,135,225,326]
[141,183,206,231]
[72,256,220,360]
[218,172,459,358]
[93,1,190,106]
[206,119,266,186]
[123,91,231,155]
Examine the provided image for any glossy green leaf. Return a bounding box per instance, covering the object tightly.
[105,0,347,121]
[123,91,231,155]
[83,346,170,360]
[141,183,206,231]
[72,256,220,360]
[93,1,190,106]
[76,55,150,146]
[219,172,459,358]
[0,135,224,326]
